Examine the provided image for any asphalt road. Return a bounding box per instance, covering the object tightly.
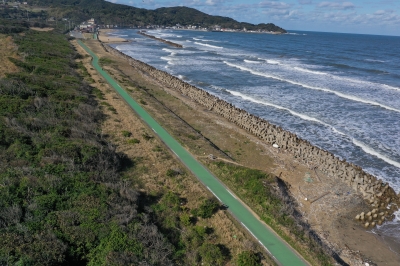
[69,30,84,39]
[77,40,309,266]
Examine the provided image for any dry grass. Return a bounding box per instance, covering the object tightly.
[73,38,400,266]
[72,39,274,265]
[29,27,54,31]
[0,35,19,78]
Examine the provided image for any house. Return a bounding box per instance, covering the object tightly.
[79,22,90,29]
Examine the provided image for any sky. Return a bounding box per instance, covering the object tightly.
[106,0,400,36]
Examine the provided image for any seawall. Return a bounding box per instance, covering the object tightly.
[138,31,183,48]
[101,43,400,225]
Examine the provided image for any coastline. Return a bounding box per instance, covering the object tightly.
[91,37,400,265]
[98,29,129,43]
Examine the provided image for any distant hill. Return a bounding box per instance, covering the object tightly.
[27,0,287,32]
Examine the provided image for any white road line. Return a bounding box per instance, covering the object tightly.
[259,240,273,256]
[241,222,258,240]
[227,189,237,199]
[151,128,156,133]
[172,150,179,158]
[207,186,222,202]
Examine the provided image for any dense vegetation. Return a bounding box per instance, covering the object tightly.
[0,25,255,265]
[26,0,286,32]
[209,162,338,265]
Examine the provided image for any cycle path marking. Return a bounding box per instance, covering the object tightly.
[78,40,308,266]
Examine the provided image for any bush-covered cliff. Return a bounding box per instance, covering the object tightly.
[26,0,286,32]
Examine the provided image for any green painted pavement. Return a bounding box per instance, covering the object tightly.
[78,40,308,266]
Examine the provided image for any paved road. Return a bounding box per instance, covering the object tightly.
[69,30,84,39]
[78,40,309,266]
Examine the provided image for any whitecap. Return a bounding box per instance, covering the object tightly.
[365,59,386,63]
[264,59,280,65]
[294,67,327,75]
[223,61,400,113]
[244,59,261,64]
[227,89,347,135]
[352,139,400,169]
[194,42,223,49]
[229,89,400,169]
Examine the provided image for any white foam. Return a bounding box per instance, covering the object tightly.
[383,84,400,92]
[193,38,202,41]
[229,89,400,169]
[327,74,400,92]
[186,40,192,42]
[223,61,400,113]
[244,59,261,64]
[264,59,280,65]
[227,90,346,137]
[194,42,223,49]
[352,139,400,169]
[294,67,327,75]
[365,59,386,63]
[160,56,176,65]
[162,48,174,53]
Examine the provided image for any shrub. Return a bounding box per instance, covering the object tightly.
[99,57,115,65]
[179,213,192,226]
[142,133,153,140]
[236,251,261,266]
[199,243,224,266]
[127,138,140,144]
[166,169,178,177]
[121,131,132,137]
[192,199,219,219]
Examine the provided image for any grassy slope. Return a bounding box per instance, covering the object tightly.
[0,24,265,265]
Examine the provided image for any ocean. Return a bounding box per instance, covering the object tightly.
[109,29,400,239]
[111,29,400,190]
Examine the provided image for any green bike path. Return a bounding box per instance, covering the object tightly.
[78,40,308,266]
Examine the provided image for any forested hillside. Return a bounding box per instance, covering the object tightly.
[26,0,286,32]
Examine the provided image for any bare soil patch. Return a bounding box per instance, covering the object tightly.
[30,27,54,31]
[0,35,19,77]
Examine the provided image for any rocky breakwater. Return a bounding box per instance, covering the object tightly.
[138,31,183,48]
[103,44,400,228]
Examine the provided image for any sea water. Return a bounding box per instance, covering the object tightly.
[110,29,400,241]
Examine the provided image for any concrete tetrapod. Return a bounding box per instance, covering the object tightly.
[78,40,309,266]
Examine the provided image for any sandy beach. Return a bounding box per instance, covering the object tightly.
[98,29,129,43]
